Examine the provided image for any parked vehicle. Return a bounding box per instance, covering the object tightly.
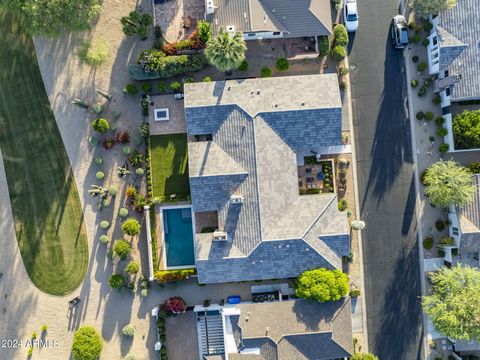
[391,15,409,48]
[344,0,359,32]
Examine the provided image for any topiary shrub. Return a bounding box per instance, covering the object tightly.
[123,146,131,155]
[135,168,144,176]
[349,289,361,297]
[318,36,329,57]
[435,219,446,231]
[140,289,148,298]
[121,218,141,236]
[96,171,105,180]
[113,240,131,259]
[413,34,421,43]
[433,94,441,105]
[437,127,448,137]
[416,111,424,120]
[411,79,419,88]
[108,186,117,196]
[332,45,346,62]
[99,235,109,244]
[202,76,212,82]
[94,156,103,165]
[439,142,449,153]
[423,236,434,249]
[141,83,151,93]
[338,199,347,211]
[72,326,103,360]
[170,81,181,92]
[119,208,129,218]
[333,24,348,46]
[425,112,434,121]
[295,268,349,302]
[92,118,110,133]
[157,81,167,92]
[99,220,110,229]
[422,38,430,47]
[275,58,289,71]
[418,86,427,97]
[109,274,124,289]
[122,324,136,336]
[237,59,248,71]
[261,67,272,77]
[125,83,138,95]
[435,116,445,126]
[412,55,419,63]
[125,261,140,275]
[417,62,428,72]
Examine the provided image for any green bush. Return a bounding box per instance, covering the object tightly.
[413,34,421,43]
[95,171,105,180]
[125,83,138,95]
[121,218,141,236]
[452,110,480,149]
[122,324,136,336]
[437,127,448,137]
[318,36,329,57]
[92,118,110,133]
[184,77,194,84]
[135,168,144,176]
[78,39,109,67]
[123,146,131,155]
[468,162,480,174]
[99,220,110,229]
[94,156,103,165]
[121,11,153,39]
[411,79,419,88]
[422,38,430,46]
[435,116,445,126]
[170,81,181,92]
[154,269,196,283]
[349,289,361,297]
[99,235,109,244]
[125,261,140,275]
[338,67,349,76]
[416,111,424,120]
[157,82,167,92]
[424,22,433,32]
[124,353,136,360]
[425,112,434,121]
[412,55,419,63]
[261,67,272,77]
[418,86,427,97]
[72,326,103,360]
[332,45,346,62]
[440,236,455,246]
[295,268,349,303]
[140,289,148,298]
[129,53,207,80]
[433,94,441,105]
[439,143,449,153]
[333,24,348,46]
[202,76,212,82]
[108,186,117,196]
[41,325,48,332]
[113,240,131,259]
[424,77,433,87]
[237,59,248,71]
[197,20,212,43]
[109,274,124,289]
[275,58,289,71]
[423,236,434,249]
[141,82,151,93]
[338,199,347,211]
[119,208,129,218]
[418,62,428,72]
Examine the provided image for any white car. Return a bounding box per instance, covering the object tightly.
[391,15,409,48]
[344,0,359,32]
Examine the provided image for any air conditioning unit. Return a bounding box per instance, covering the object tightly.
[230,194,244,204]
[213,231,228,241]
[206,0,215,15]
[227,25,236,33]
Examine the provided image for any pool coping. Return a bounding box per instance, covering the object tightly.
[159,204,197,270]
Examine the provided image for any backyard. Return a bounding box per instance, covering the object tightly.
[0,9,88,295]
[150,133,190,200]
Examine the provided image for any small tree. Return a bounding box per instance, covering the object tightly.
[71,326,103,360]
[295,268,349,303]
[121,218,141,236]
[113,240,132,259]
[333,24,348,46]
[332,45,346,62]
[122,324,136,336]
[161,297,187,314]
[109,274,124,289]
[92,118,109,133]
[422,265,480,341]
[350,353,379,360]
[424,160,475,208]
[412,0,458,18]
[125,261,140,275]
[275,58,289,71]
[205,28,247,73]
[120,11,153,39]
[196,20,212,44]
[452,110,480,149]
[78,39,109,67]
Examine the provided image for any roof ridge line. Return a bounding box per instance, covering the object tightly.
[301,194,337,238]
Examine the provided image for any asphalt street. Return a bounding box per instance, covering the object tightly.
[348,0,425,359]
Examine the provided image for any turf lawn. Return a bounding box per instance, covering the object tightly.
[0,9,88,295]
[150,134,190,200]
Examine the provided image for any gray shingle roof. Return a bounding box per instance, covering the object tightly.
[458,174,480,254]
[227,298,353,360]
[185,75,349,283]
[438,0,480,100]
[207,0,332,37]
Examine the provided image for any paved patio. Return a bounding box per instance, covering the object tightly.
[148,94,186,135]
[154,0,204,43]
[165,312,199,360]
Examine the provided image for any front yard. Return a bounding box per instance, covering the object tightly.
[150,133,190,200]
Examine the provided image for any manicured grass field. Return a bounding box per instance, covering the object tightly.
[0,9,88,295]
[150,134,190,199]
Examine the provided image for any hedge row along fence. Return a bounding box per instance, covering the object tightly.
[154,269,196,283]
[129,53,207,80]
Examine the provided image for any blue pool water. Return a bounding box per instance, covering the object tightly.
[163,208,195,267]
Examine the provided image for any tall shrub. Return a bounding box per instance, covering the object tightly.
[453,110,480,149]
[71,326,103,360]
[295,268,349,302]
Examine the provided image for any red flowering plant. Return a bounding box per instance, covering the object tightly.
[161,297,187,314]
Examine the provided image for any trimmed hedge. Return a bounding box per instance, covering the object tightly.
[72,326,103,360]
[129,54,207,80]
[154,269,196,283]
[332,45,346,62]
[333,24,348,47]
[318,36,329,57]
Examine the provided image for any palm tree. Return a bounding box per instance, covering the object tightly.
[205,28,247,74]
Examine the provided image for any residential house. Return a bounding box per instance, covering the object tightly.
[184,74,350,284]
[427,0,480,102]
[196,298,353,359]
[204,0,332,40]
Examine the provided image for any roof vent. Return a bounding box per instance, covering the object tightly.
[230,194,244,204]
[213,231,228,241]
[227,86,231,91]
[226,25,235,33]
[272,9,276,12]
[257,90,261,95]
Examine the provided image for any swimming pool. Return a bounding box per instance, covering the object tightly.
[163,207,195,268]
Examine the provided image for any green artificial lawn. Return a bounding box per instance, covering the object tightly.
[0,9,88,295]
[150,134,190,199]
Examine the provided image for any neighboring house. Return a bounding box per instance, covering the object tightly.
[447,174,480,266]
[197,298,353,360]
[184,74,350,284]
[204,0,332,40]
[426,0,480,102]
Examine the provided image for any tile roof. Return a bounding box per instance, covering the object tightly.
[185,75,349,283]
[207,0,332,37]
[227,298,353,360]
[458,174,480,254]
[438,0,480,100]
